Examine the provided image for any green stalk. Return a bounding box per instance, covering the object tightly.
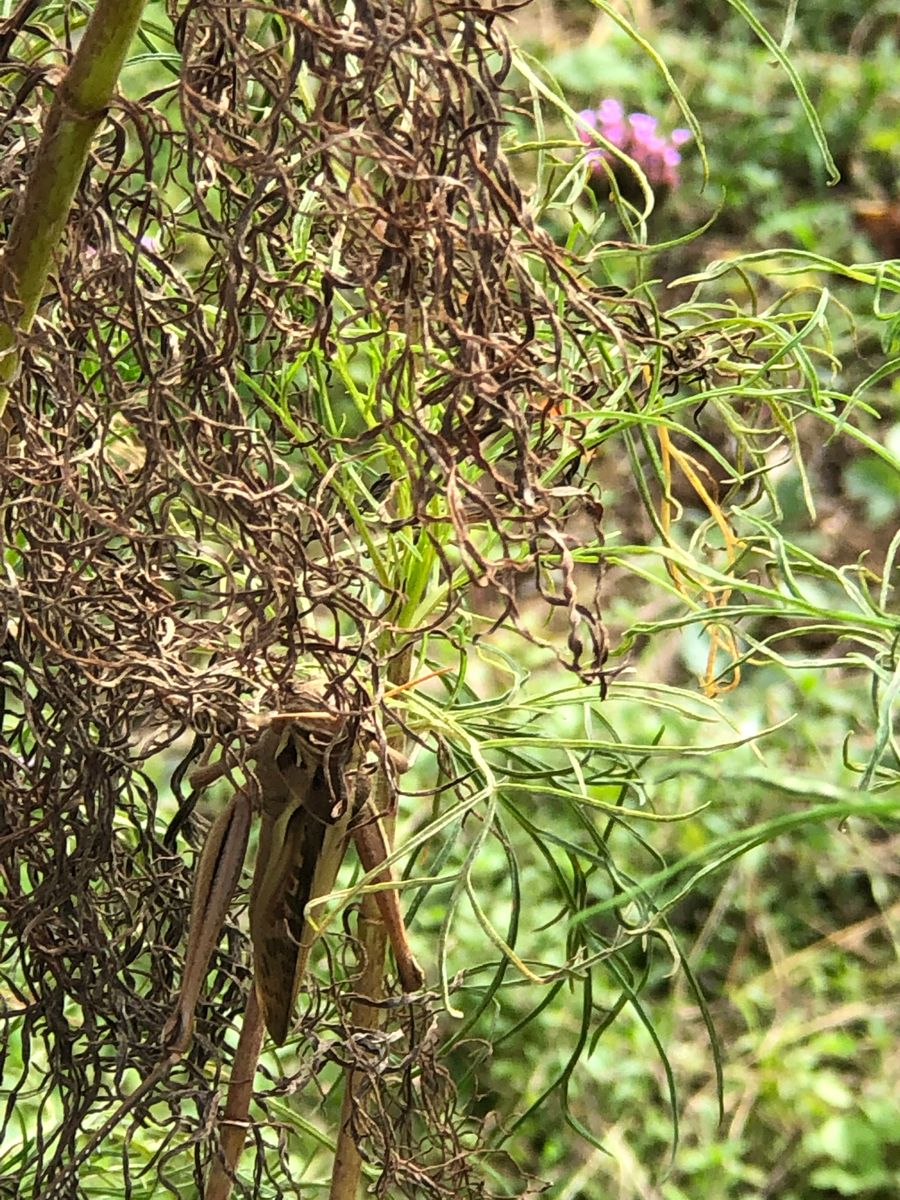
[0,0,148,416]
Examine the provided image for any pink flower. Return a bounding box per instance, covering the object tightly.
[579,100,692,191]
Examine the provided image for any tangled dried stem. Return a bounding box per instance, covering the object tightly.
[0,0,692,1194]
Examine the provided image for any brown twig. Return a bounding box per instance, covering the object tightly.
[352,816,424,996]
[329,645,414,1200]
[204,986,267,1200]
[329,883,393,1200]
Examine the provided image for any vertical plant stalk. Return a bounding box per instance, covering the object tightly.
[328,828,394,1200]
[0,0,147,414]
[330,647,414,1200]
[204,988,267,1200]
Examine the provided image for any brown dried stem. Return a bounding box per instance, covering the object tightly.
[329,864,394,1200]
[204,987,267,1200]
[330,646,414,1200]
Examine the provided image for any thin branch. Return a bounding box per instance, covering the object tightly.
[204,988,267,1200]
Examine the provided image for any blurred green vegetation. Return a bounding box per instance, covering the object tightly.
[516,0,900,245]
[484,3,900,1196]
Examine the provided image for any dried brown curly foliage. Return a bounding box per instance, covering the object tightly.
[0,0,675,1194]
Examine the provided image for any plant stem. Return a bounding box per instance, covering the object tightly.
[204,986,267,1200]
[0,0,147,413]
[328,863,392,1200]
[329,648,414,1200]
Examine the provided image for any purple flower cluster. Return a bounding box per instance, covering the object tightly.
[578,99,691,190]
